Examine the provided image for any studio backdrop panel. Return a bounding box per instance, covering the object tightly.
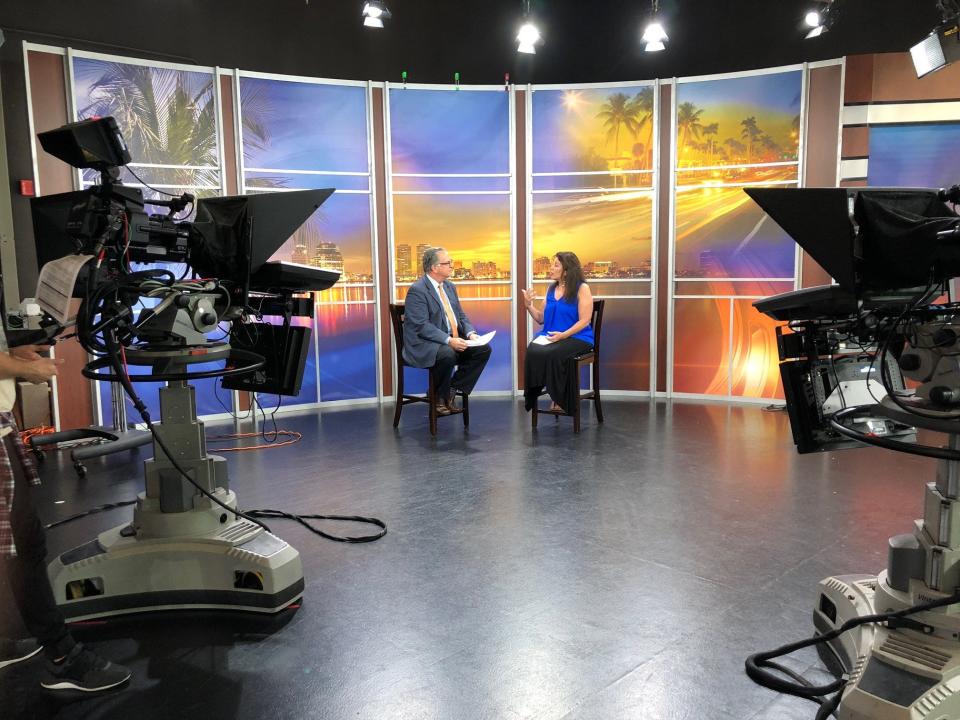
[238,75,378,405]
[529,84,657,392]
[388,87,514,393]
[670,69,803,399]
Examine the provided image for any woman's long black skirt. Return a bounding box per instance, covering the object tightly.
[523,337,593,413]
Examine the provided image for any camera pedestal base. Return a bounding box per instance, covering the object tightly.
[48,506,304,621]
[815,574,960,719]
[47,380,304,620]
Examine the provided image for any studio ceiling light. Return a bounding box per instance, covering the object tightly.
[803,1,834,39]
[517,1,542,54]
[362,1,391,29]
[641,0,668,52]
[517,23,541,54]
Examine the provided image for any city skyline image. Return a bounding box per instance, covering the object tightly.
[267,193,374,282]
[392,194,512,283]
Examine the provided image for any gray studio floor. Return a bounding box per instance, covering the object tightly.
[0,397,931,720]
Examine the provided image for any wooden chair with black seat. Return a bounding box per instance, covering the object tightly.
[531,298,605,433]
[389,303,469,436]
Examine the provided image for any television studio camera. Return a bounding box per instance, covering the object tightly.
[745,186,960,719]
[27,116,339,620]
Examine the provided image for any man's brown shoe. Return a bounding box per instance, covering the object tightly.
[446,391,461,412]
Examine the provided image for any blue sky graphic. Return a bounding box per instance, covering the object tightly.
[678,72,803,110]
[389,89,509,174]
[869,124,960,188]
[241,78,369,172]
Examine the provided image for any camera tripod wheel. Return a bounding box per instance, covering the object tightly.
[73,462,87,479]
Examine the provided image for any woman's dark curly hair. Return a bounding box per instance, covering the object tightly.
[552,251,586,303]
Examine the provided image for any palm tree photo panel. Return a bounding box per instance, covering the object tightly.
[671,70,801,399]
[529,85,656,392]
[72,56,229,418]
[673,71,802,286]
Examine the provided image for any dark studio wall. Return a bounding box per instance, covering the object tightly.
[0,1,943,85]
[0,0,942,293]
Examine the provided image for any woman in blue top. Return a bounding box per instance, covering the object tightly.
[522,251,594,414]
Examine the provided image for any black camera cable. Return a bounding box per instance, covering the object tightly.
[101,331,275,534]
[745,589,960,718]
[67,280,386,543]
[66,333,385,543]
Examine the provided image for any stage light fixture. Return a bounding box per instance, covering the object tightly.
[910,1,960,77]
[803,1,833,39]
[516,1,542,54]
[641,0,668,52]
[517,22,541,54]
[362,1,391,28]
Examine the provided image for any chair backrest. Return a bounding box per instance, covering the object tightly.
[388,303,406,366]
[591,299,606,351]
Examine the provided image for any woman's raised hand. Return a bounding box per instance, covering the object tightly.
[521,288,538,308]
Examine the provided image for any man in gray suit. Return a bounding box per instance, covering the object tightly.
[402,247,492,415]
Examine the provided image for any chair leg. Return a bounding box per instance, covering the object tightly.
[428,374,438,436]
[573,397,581,433]
[462,391,469,428]
[593,359,603,423]
[532,401,538,428]
[393,365,404,428]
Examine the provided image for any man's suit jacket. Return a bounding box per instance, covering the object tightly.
[402,275,476,369]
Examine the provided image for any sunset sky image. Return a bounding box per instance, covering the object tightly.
[392,194,512,274]
[532,86,656,175]
[532,191,653,269]
[675,72,802,168]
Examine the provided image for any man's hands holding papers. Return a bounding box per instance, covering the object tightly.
[465,330,496,347]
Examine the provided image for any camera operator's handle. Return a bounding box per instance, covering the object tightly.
[7,326,60,348]
[940,184,960,204]
[81,348,265,383]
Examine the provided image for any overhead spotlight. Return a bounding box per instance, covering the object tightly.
[362,1,391,29]
[641,0,668,52]
[910,16,960,77]
[517,22,542,54]
[517,2,542,54]
[803,1,833,39]
[641,21,668,52]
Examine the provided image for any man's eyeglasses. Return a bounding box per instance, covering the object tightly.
[436,261,453,266]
